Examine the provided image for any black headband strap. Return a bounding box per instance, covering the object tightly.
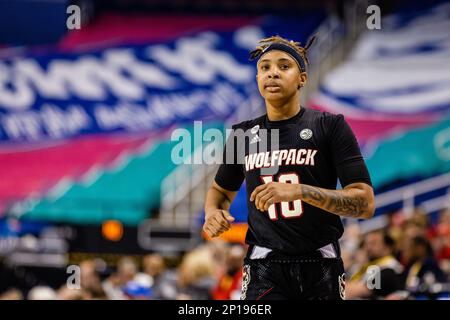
[257,42,306,72]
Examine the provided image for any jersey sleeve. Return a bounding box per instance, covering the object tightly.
[327,114,372,188]
[214,124,245,191]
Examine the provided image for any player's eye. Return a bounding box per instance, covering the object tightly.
[280,64,290,70]
[260,64,270,71]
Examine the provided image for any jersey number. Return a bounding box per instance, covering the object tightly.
[260,173,303,220]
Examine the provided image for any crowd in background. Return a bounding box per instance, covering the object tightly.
[1,207,450,300]
[0,239,245,300]
[342,207,450,300]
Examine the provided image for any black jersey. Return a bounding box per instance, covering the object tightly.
[214,107,372,256]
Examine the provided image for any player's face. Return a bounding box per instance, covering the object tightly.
[256,50,307,103]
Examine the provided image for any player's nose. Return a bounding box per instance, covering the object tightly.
[267,67,280,79]
[268,72,280,79]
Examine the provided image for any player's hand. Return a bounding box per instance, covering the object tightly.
[250,182,301,211]
[203,209,235,238]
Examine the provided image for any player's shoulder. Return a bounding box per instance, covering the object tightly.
[230,114,266,131]
[302,108,348,140]
[304,107,344,123]
[303,108,346,133]
[230,108,345,130]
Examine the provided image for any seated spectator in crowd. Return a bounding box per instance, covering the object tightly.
[430,208,450,273]
[403,235,446,295]
[152,246,216,300]
[206,239,229,279]
[56,286,85,300]
[344,241,368,280]
[143,253,166,282]
[27,286,56,300]
[122,277,153,300]
[346,230,404,299]
[103,256,139,299]
[398,217,428,265]
[79,259,107,299]
[0,288,23,300]
[211,244,245,300]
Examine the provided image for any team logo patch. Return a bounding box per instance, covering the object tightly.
[338,273,346,300]
[241,265,251,300]
[300,128,313,140]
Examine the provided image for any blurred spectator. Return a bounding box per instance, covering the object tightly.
[122,276,153,300]
[117,256,139,284]
[176,246,216,300]
[403,235,446,296]
[430,208,450,261]
[153,246,216,300]
[0,288,23,300]
[340,222,365,277]
[142,253,166,299]
[27,286,57,300]
[103,256,152,300]
[143,253,166,280]
[79,259,107,299]
[398,218,427,265]
[102,256,137,299]
[211,244,245,300]
[344,241,368,279]
[56,286,84,300]
[205,239,229,278]
[340,222,362,254]
[346,230,404,299]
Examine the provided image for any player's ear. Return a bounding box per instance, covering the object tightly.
[298,72,307,89]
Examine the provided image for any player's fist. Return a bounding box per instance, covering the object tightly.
[203,209,235,238]
[250,182,301,211]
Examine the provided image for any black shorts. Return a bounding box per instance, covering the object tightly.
[241,257,346,300]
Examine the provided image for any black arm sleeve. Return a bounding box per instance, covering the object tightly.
[214,125,245,191]
[328,114,372,188]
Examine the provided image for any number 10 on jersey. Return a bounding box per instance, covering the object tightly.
[260,173,303,220]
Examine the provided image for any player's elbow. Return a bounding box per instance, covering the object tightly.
[346,183,375,219]
[361,201,375,219]
[361,193,375,219]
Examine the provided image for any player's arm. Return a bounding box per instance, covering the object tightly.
[203,181,237,237]
[250,181,375,219]
[298,182,375,219]
[291,114,374,219]
[203,124,245,237]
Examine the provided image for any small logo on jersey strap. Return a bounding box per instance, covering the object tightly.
[338,273,346,300]
[241,265,251,300]
[250,125,260,134]
[300,128,313,140]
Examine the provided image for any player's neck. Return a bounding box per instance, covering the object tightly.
[265,96,301,121]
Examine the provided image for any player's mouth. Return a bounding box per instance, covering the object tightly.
[264,82,282,91]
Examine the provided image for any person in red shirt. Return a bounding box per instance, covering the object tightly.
[212,244,245,300]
